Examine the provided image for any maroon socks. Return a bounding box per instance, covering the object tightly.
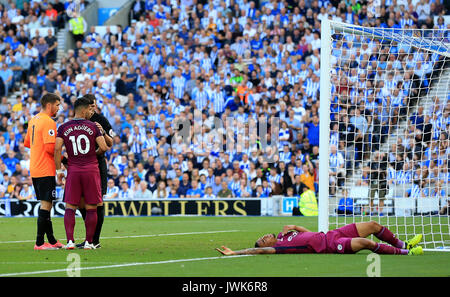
[85,209,98,244]
[374,226,405,249]
[372,226,408,255]
[372,243,409,255]
[65,208,98,244]
[64,208,76,243]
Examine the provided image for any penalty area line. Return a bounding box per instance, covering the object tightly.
[0,255,252,277]
[0,230,241,244]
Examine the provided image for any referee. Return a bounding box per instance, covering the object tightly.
[24,93,64,250]
[76,93,113,248]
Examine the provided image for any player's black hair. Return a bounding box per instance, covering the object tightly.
[74,97,91,111]
[83,93,96,104]
[40,93,61,108]
[254,241,260,248]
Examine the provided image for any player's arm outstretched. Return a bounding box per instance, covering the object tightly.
[281,225,311,235]
[216,246,276,256]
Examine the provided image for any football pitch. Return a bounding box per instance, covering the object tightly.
[0,216,449,277]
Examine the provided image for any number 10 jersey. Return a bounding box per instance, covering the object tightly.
[57,118,102,172]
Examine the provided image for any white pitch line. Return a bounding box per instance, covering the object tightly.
[0,230,240,244]
[0,255,252,277]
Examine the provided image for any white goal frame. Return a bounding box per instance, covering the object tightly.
[318,19,450,252]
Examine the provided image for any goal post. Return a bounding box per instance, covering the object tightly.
[319,19,450,251]
[318,18,332,234]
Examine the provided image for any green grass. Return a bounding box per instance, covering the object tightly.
[0,216,449,277]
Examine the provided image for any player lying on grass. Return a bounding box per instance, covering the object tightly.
[216,221,423,256]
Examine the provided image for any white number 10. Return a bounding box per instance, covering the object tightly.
[69,134,90,155]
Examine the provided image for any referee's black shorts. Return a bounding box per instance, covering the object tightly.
[61,157,108,203]
[32,176,57,202]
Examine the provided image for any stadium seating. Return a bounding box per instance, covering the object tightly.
[0,0,448,209]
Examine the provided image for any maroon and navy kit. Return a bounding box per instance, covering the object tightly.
[57,119,102,205]
[274,223,360,254]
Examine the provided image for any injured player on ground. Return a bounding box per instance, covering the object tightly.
[216,222,424,256]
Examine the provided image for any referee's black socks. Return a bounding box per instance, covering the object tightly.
[79,205,104,245]
[93,205,105,245]
[80,208,87,221]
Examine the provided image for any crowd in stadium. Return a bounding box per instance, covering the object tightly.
[0,0,448,203]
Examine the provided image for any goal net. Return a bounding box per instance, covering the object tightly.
[318,20,450,251]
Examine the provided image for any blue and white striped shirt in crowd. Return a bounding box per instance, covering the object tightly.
[329,152,344,170]
[129,132,146,155]
[201,57,213,72]
[400,18,414,28]
[408,184,422,198]
[261,14,274,26]
[200,17,210,29]
[390,93,404,108]
[278,129,290,149]
[230,41,246,57]
[299,69,309,81]
[268,174,281,185]
[193,51,204,61]
[330,131,339,147]
[288,73,300,85]
[105,186,119,199]
[235,111,248,123]
[385,78,397,91]
[349,89,359,104]
[428,117,442,140]
[192,87,209,110]
[270,42,281,53]
[247,7,256,18]
[437,171,449,184]
[210,90,225,114]
[318,0,331,7]
[168,154,179,166]
[173,103,185,115]
[215,18,224,31]
[230,180,241,196]
[279,151,292,163]
[239,161,251,174]
[364,99,378,113]
[149,52,162,71]
[210,50,219,65]
[262,186,272,197]
[294,166,304,176]
[387,166,396,182]
[147,112,159,123]
[119,189,134,199]
[304,78,320,98]
[173,104,185,115]
[143,136,158,157]
[172,76,186,99]
[165,64,176,74]
[395,170,412,185]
